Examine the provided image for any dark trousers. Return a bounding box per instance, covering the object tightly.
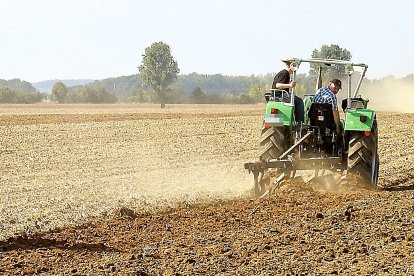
[294,95,304,124]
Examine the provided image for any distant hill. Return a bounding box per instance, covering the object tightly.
[32,79,95,93]
[0,78,37,93]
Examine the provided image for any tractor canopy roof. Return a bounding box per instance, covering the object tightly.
[281,58,369,98]
[281,58,368,70]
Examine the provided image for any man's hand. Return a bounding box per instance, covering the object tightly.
[290,81,296,88]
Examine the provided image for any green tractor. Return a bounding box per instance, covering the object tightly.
[245,58,379,197]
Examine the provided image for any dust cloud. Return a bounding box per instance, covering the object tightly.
[363,79,414,113]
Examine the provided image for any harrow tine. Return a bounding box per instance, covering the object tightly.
[268,172,286,196]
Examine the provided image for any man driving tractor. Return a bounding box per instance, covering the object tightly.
[313,79,342,134]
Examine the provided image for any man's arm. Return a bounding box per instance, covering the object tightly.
[333,109,340,134]
[276,82,296,89]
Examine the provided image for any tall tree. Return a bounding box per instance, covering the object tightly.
[51,81,68,103]
[190,87,206,103]
[138,42,180,108]
[310,44,352,80]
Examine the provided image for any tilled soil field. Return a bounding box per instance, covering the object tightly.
[1,104,414,274]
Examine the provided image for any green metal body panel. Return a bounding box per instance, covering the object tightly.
[303,95,314,125]
[265,101,294,126]
[344,109,376,131]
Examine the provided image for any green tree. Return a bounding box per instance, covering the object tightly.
[190,87,206,103]
[294,84,306,98]
[138,41,180,108]
[246,83,264,103]
[310,44,352,80]
[0,87,16,103]
[237,93,252,104]
[66,85,117,103]
[15,92,43,103]
[0,87,43,103]
[132,89,155,103]
[51,81,68,103]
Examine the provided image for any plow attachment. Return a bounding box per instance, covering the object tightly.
[245,157,343,197]
[245,131,346,197]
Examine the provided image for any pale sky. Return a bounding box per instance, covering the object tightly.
[0,0,413,83]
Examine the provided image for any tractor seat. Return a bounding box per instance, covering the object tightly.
[341,98,365,111]
[308,103,336,133]
[264,89,291,103]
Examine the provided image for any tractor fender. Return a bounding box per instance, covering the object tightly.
[265,101,294,127]
[344,109,376,132]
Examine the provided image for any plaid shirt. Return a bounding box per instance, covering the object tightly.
[313,86,338,110]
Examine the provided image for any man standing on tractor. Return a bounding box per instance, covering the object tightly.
[272,61,304,124]
[313,79,342,134]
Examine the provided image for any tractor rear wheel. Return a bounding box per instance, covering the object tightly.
[255,125,290,197]
[347,121,379,188]
[259,126,289,161]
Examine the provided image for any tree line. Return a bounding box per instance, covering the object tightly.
[0,79,44,103]
[0,87,43,104]
[1,43,413,104]
[3,72,414,105]
[51,82,117,104]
